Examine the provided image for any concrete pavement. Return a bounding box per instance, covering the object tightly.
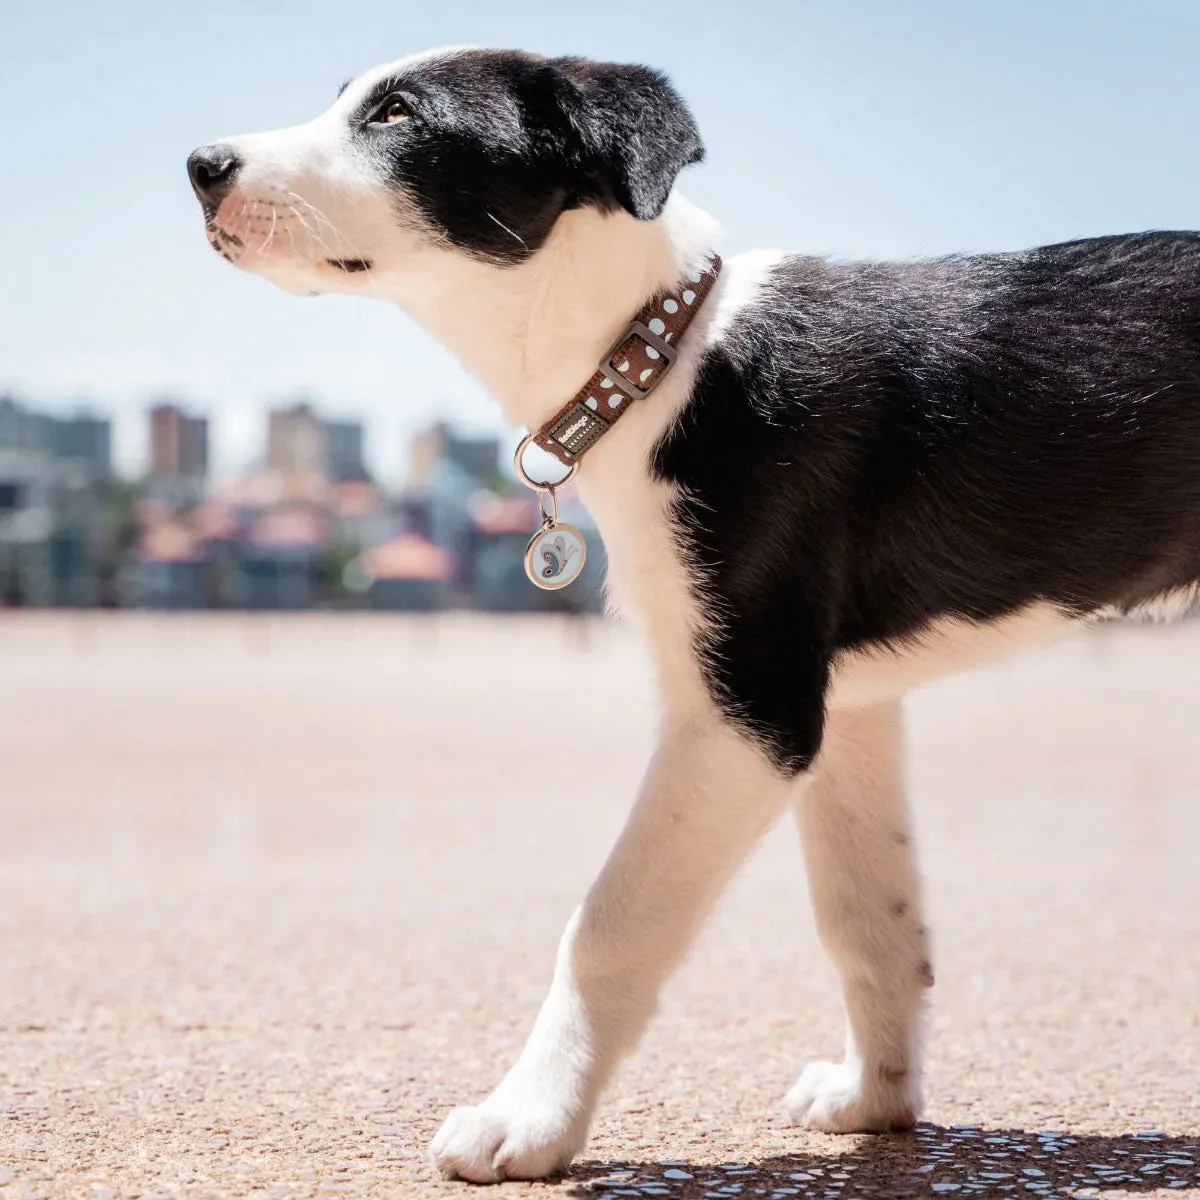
[1,613,1198,1198]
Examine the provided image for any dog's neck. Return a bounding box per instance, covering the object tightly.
[380,193,719,431]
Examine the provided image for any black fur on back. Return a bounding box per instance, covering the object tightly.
[653,233,1200,773]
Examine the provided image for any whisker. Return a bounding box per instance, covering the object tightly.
[486,211,527,249]
[287,205,336,256]
[257,206,278,254]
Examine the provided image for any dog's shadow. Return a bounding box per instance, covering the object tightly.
[567,1124,1199,1197]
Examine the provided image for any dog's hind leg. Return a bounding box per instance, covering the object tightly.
[784,699,931,1132]
[430,712,791,1183]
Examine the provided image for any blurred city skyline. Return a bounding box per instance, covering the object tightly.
[5,0,1200,481]
[1,389,604,613]
[1,390,393,484]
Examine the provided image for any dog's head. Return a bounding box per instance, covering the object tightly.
[186,48,704,296]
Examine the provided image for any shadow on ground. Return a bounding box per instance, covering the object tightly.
[568,1125,1200,1197]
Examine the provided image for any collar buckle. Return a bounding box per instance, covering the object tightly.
[598,320,680,401]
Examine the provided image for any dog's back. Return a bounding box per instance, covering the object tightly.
[659,232,1200,660]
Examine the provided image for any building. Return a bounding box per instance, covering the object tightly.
[0,397,22,450]
[149,403,208,480]
[330,480,390,549]
[49,412,112,478]
[267,403,326,476]
[0,394,112,479]
[325,419,368,482]
[131,521,208,609]
[233,506,328,610]
[0,395,110,604]
[267,403,369,484]
[401,421,507,595]
[409,422,502,489]
[0,443,55,604]
[356,533,451,611]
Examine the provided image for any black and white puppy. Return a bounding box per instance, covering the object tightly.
[188,48,1200,1182]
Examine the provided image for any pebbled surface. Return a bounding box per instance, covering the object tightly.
[1,613,1198,1199]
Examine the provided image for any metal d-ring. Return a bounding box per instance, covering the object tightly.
[513,433,578,493]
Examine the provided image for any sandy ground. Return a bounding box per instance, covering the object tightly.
[1,612,1198,1200]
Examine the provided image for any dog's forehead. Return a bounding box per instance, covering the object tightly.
[333,46,523,113]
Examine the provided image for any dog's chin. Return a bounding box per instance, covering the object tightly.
[206,241,378,297]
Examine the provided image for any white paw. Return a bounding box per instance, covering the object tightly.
[783,1059,920,1133]
[429,1097,587,1183]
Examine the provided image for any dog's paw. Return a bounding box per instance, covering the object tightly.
[429,1099,586,1183]
[783,1059,920,1133]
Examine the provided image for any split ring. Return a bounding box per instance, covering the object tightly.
[513,433,578,492]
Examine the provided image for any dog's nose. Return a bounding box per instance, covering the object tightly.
[187,144,242,205]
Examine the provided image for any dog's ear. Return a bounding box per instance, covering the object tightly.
[538,57,705,220]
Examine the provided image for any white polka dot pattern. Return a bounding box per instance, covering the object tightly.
[530,255,722,467]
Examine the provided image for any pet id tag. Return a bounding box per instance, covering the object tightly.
[513,434,588,591]
[524,518,586,590]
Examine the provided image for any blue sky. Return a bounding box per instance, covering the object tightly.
[3,0,1200,480]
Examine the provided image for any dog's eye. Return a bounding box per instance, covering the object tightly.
[371,95,410,125]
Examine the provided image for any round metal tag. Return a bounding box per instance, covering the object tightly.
[524,523,587,590]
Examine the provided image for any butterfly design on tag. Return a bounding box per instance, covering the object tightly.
[524,522,587,591]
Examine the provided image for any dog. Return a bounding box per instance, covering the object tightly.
[187,47,1200,1183]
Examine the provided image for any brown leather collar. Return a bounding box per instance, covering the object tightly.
[529,255,723,469]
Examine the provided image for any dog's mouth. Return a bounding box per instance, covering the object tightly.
[200,194,376,276]
[325,258,373,273]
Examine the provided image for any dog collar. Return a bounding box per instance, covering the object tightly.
[512,255,722,591]
[517,254,723,475]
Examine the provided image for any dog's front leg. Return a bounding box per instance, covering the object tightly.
[430,713,789,1182]
[784,699,931,1132]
